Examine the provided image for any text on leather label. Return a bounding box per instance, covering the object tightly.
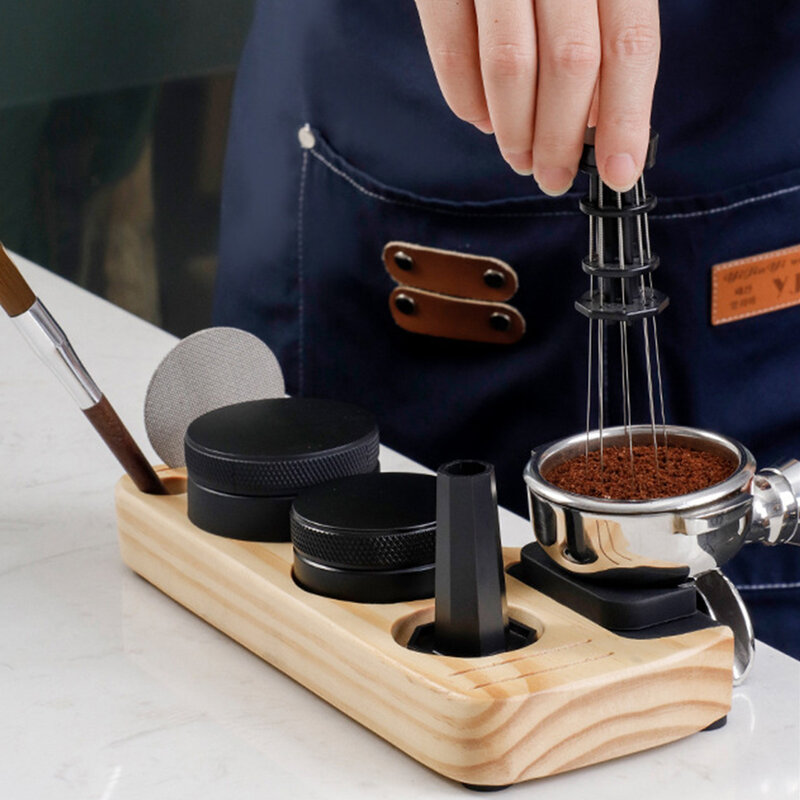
[711,243,800,325]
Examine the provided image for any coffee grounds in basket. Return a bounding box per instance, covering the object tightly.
[544,444,736,501]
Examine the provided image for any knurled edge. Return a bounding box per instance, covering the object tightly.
[290,512,435,570]
[186,429,380,495]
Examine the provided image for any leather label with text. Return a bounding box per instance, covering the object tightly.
[711,243,800,325]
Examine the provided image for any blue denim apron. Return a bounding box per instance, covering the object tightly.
[216,0,800,657]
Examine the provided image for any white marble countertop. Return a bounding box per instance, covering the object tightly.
[1,255,798,799]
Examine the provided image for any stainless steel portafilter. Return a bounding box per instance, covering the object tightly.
[524,424,800,682]
[524,425,800,584]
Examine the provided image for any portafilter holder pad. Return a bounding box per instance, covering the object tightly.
[145,327,285,467]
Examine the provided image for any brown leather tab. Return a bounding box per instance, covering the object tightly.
[389,287,525,345]
[711,243,800,325]
[383,242,518,301]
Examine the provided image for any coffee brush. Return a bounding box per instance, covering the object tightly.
[0,245,167,494]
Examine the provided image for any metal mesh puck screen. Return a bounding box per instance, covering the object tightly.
[144,327,285,467]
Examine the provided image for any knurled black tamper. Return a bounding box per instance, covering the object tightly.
[184,397,380,541]
[290,472,437,602]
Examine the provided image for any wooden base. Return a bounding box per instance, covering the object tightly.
[115,469,734,787]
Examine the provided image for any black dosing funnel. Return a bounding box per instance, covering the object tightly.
[434,460,509,657]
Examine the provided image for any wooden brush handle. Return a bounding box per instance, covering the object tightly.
[0,248,166,495]
[0,246,35,317]
[83,396,167,494]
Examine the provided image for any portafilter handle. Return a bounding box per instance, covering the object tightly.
[749,459,800,546]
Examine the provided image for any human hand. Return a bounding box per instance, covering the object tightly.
[414,0,660,194]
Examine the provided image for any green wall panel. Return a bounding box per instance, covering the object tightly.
[0,1,256,107]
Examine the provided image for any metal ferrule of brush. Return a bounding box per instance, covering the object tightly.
[13,299,102,409]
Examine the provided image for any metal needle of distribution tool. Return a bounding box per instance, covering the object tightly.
[0,245,167,494]
[576,128,669,488]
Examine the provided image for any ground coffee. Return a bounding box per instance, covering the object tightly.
[544,444,736,501]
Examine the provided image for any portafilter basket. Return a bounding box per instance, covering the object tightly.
[524,425,800,585]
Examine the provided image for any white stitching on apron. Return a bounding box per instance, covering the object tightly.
[297,147,310,394]
[653,183,800,221]
[736,581,800,591]
[310,145,800,222]
[308,148,578,219]
[302,126,800,222]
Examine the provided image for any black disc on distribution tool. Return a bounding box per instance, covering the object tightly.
[185,398,380,541]
[291,472,437,603]
[185,398,379,495]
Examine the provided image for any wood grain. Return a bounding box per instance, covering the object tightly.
[0,245,35,317]
[115,469,734,787]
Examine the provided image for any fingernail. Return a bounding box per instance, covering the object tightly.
[504,153,533,176]
[534,166,574,196]
[473,119,494,135]
[603,153,637,192]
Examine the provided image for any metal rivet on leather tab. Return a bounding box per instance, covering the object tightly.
[394,251,414,271]
[489,312,511,332]
[395,294,416,315]
[483,269,506,290]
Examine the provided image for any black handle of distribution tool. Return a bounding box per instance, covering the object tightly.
[574,126,668,323]
[434,460,509,657]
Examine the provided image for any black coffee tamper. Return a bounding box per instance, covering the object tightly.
[290,472,437,603]
[408,460,535,657]
[184,397,380,541]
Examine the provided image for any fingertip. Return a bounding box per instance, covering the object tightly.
[503,151,534,176]
[601,153,639,192]
[534,166,575,196]
[536,183,573,198]
[509,164,533,177]
[472,119,494,134]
